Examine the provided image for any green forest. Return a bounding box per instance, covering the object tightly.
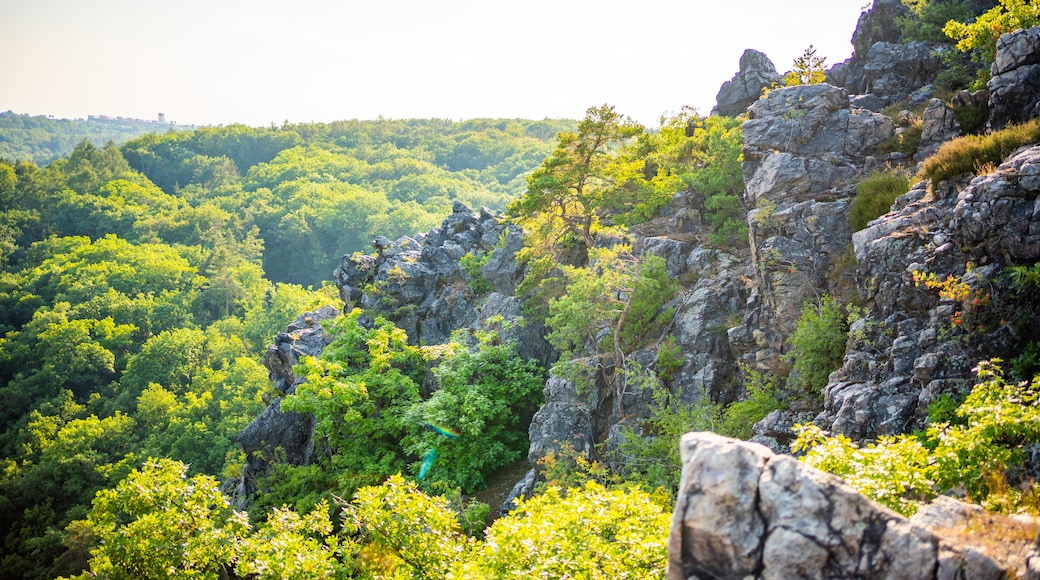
[0,105,752,578]
[0,117,581,578]
[0,112,194,166]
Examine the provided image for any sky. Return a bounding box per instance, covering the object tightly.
[1,0,869,128]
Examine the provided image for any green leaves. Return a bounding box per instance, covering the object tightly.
[796,361,1040,516]
[404,333,545,492]
[458,482,671,578]
[65,458,351,580]
[547,246,677,359]
[283,309,423,475]
[785,295,850,398]
[510,105,644,259]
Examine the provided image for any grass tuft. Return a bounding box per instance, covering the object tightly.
[849,170,910,231]
[919,118,1040,190]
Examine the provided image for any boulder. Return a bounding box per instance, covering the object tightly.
[712,49,781,117]
[667,432,1011,579]
[909,495,1040,579]
[916,98,962,161]
[989,27,1040,130]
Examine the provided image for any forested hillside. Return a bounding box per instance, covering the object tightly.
[0,118,572,578]
[0,111,192,166]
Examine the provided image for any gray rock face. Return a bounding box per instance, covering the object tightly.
[917,98,962,160]
[667,432,1012,579]
[851,0,907,58]
[989,27,1040,130]
[263,305,340,394]
[332,202,552,359]
[861,42,946,104]
[738,84,892,368]
[909,496,1040,579]
[744,84,893,171]
[820,146,1040,439]
[713,49,781,117]
[227,306,339,507]
[839,40,946,105]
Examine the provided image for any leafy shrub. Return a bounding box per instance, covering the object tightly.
[919,117,1040,188]
[459,250,492,294]
[897,0,976,42]
[881,121,923,156]
[536,441,616,491]
[546,247,676,359]
[719,366,784,440]
[849,170,910,231]
[403,331,545,492]
[282,308,424,475]
[349,474,468,578]
[655,334,684,383]
[705,192,749,247]
[953,101,989,135]
[613,368,721,492]
[456,481,671,578]
[796,360,1040,516]
[944,0,1040,66]
[785,296,850,397]
[66,458,350,580]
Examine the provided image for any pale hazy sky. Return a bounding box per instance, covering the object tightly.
[1,0,868,127]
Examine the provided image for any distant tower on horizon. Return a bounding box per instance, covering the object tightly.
[158,112,165,123]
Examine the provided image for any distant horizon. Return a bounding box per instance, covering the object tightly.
[2,0,867,129]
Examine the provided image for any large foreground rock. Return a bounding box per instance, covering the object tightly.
[667,432,1039,579]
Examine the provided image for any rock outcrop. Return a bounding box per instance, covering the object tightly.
[333,200,553,366]
[225,306,339,506]
[851,0,906,58]
[713,49,781,118]
[819,144,1040,440]
[667,432,1039,579]
[735,83,893,371]
[989,26,1040,130]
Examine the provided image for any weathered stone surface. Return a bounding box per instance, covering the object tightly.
[527,400,595,466]
[841,41,946,104]
[667,433,1007,579]
[851,92,885,112]
[750,409,817,453]
[713,49,781,117]
[237,398,314,466]
[736,83,894,371]
[989,27,1040,129]
[667,433,769,578]
[851,0,906,58]
[263,305,340,394]
[743,85,892,204]
[910,495,1040,579]
[333,201,552,358]
[819,146,1040,439]
[917,98,961,161]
